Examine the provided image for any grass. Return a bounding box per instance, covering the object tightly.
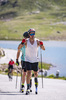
[38,62,51,70]
[46,74,66,80]
[0,62,51,75]
[0,11,66,40]
[0,71,66,80]
[0,0,66,40]
[38,74,66,80]
[0,62,66,80]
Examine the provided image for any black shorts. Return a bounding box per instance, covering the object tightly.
[21,61,26,72]
[25,62,38,72]
[8,65,13,69]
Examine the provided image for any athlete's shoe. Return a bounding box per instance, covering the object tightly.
[26,89,30,95]
[30,88,32,92]
[35,91,38,94]
[21,86,25,93]
[9,75,12,79]
[8,73,12,79]
[35,87,38,94]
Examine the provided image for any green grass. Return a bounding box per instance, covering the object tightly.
[0,71,66,80]
[38,74,66,80]
[46,74,66,80]
[0,11,66,40]
[0,64,66,80]
[39,62,51,70]
[0,0,66,40]
[0,62,51,75]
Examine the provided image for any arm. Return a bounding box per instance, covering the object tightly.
[18,43,23,50]
[16,48,20,59]
[16,44,22,65]
[40,43,45,50]
[37,40,45,50]
[16,39,27,65]
[17,38,27,50]
[16,38,26,59]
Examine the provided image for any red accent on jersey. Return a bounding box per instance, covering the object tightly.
[39,41,43,45]
[9,61,14,65]
[22,39,26,43]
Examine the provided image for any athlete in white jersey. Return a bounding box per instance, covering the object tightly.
[17,28,45,95]
[25,38,39,63]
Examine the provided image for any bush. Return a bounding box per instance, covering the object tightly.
[5,69,8,73]
[64,77,66,80]
[47,74,55,78]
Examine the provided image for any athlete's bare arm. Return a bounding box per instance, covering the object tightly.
[40,44,45,50]
[37,40,45,50]
[16,43,23,60]
[16,40,27,59]
[16,49,20,60]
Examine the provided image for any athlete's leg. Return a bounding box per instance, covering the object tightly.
[34,71,38,94]
[10,65,13,78]
[33,62,38,94]
[8,65,11,77]
[21,69,26,92]
[26,70,32,95]
[25,62,32,94]
[11,69,13,76]
[21,61,27,92]
[8,65,10,75]
[26,70,32,88]
[22,69,26,84]
[30,72,32,92]
[8,66,13,79]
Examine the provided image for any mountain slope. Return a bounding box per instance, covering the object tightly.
[0,0,66,40]
[0,0,66,19]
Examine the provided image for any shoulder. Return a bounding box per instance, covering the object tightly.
[25,38,29,45]
[36,40,40,46]
[34,38,40,46]
[35,38,39,42]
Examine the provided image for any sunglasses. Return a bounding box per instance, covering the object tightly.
[30,33,35,36]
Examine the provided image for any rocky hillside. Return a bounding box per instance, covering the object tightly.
[0,0,66,40]
[0,0,66,19]
[0,48,5,58]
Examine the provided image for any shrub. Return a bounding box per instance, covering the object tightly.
[48,74,55,78]
[5,69,8,73]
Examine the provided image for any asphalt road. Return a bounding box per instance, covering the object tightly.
[0,74,66,100]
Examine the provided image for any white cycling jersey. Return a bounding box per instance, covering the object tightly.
[25,38,39,63]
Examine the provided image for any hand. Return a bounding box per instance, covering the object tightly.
[39,41,43,46]
[21,39,26,44]
[16,59,19,66]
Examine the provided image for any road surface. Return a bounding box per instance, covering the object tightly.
[0,74,66,100]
